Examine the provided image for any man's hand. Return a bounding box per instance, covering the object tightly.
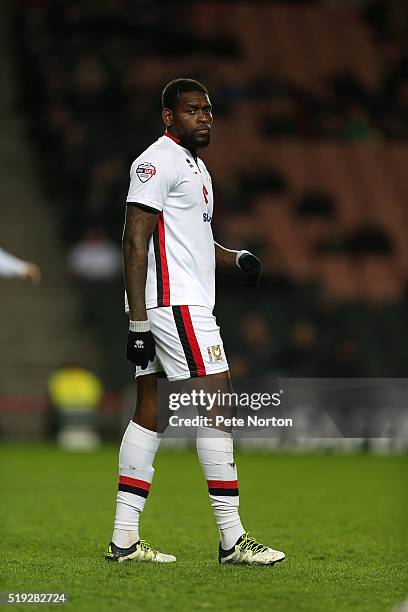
[236,251,263,287]
[19,262,42,285]
[127,320,156,369]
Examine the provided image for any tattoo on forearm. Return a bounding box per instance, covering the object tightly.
[123,204,159,320]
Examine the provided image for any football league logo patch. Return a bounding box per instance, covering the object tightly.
[136,162,156,183]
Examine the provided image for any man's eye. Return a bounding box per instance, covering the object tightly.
[187,110,195,115]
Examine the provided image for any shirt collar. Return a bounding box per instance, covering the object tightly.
[163,130,198,161]
[163,131,180,144]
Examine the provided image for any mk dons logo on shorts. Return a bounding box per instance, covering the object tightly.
[136,162,156,182]
[207,345,223,363]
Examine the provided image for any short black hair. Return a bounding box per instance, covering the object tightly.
[162,78,209,110]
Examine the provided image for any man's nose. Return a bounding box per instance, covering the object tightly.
[197,111,209,124]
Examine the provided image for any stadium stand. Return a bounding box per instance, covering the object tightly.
[9,0,408,383]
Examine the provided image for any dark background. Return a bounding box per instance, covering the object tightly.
[1,0,407,435]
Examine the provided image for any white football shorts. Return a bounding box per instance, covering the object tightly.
[135,305,229,381]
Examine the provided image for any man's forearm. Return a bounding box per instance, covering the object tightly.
[215,241,263,286]
[123,239,149,321]
[214,241,238,267]
[122,204,159,321]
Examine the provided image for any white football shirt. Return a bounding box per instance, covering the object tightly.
[125,132,215,311]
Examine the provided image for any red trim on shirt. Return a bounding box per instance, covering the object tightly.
[158,212,170,306]
[179,306,206,375]
[164,131,180,144]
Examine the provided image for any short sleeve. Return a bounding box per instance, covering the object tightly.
[126,150,175,212]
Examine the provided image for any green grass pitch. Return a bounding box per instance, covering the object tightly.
[1,444,407,612]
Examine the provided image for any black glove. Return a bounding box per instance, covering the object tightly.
[237,250,263,287]
[127,320,156,369]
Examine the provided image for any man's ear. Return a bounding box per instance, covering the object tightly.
[162,108,173,128]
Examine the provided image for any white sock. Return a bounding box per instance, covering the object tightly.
[112,421,161,548]
[196,426,245,550]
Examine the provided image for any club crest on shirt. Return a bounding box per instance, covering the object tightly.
[136,162,156,183]
[207,345,223,363]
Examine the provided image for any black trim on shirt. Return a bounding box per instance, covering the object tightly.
[126,202,161,214]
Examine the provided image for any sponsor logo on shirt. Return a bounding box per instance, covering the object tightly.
[136,162,156,183]
[203,212,212,223]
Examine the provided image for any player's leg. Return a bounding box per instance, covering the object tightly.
[106,372,175,563]
[133,370,167,432]
[195,370,285,565]
[112,373,160,548]
[194,370,244,545]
